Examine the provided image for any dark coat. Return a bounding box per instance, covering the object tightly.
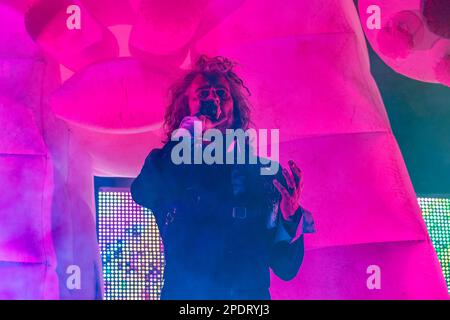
[131,141,304,299]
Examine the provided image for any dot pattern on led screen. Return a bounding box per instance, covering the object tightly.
[418,197,450,294]
[97,189,450,299]
[97,189,164,300]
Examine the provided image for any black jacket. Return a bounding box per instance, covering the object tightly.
[131,141,304,299]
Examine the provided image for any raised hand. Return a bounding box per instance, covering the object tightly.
[272,160,304,221]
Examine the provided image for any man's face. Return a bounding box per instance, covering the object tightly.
[186,74,234,132]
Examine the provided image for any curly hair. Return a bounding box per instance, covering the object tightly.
[163,55,252,142]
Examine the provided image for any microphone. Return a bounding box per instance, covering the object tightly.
[199,99,221,121]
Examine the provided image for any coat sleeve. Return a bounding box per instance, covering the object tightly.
[266,164,306,281]
[130,142,177,229]
[269,207,305,281]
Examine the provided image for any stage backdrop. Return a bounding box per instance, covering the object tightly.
[0,0,448,299]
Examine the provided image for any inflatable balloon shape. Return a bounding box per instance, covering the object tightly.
[24,0,119,71]
[358,0,450,87]
[193,0,449,298]
[0,0,30,13]
[79,0,137,26]
[1,2,104,299]
[67,126,164,177]
[271,240,447,299]
[129,0,207,68]
[51,57,176,133]
[193,0,390,141]
[376,11,424,59]
[435,53,450,87]
[190,0,246,43]
[0,95,58,299]
[193,0,357,55]
[422,0,450,39]
[0,3,40,57]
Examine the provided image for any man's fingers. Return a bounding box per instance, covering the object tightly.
[273,179,290,198]
[282,168,295,191]
[288,160,302,187]
[199,115,228,131]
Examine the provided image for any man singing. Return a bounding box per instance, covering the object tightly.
[131,55,314,299]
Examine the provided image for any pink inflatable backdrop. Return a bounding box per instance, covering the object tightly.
[0,0,448,299]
